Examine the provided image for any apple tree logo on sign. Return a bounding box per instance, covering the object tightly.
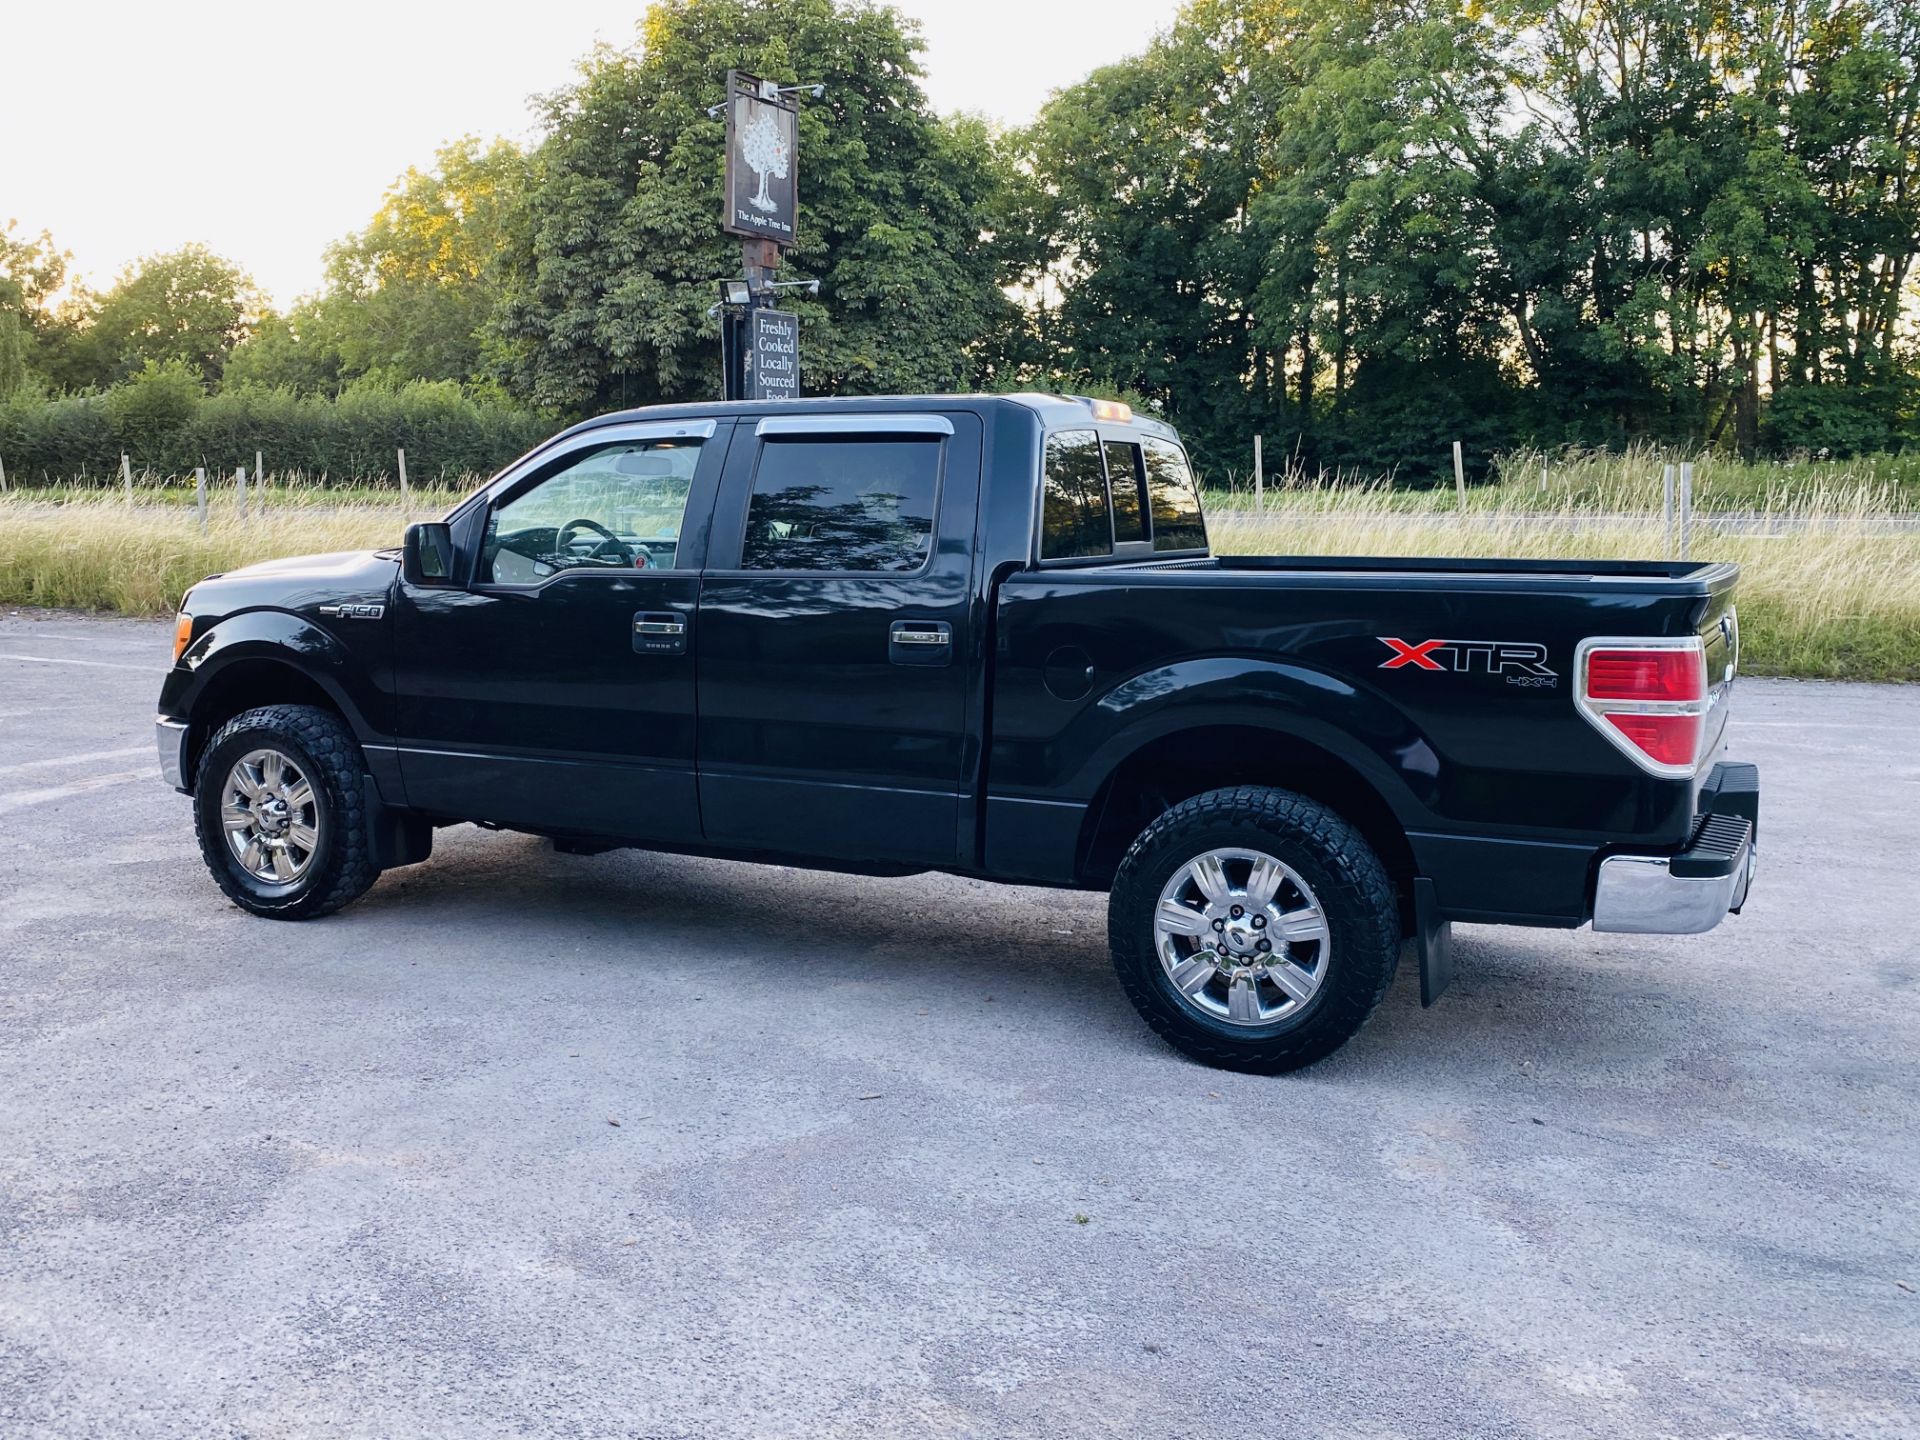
[740,104,790,213]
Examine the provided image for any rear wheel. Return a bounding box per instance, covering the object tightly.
[191,704,379,920]
[1108,786,1399,1073]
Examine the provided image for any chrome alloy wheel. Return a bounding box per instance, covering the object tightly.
[1153,847,1332,1027]
[221,748,320,885]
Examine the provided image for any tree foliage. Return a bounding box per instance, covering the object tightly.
[491,0,1014,409]
[89,244,262,386]
[1005,0,1920,474]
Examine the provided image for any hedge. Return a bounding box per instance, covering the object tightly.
[0,372,555,485]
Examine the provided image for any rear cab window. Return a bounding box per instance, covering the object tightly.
[1104,440,1147,544]
[1142,437,1207,552]
[1041,430,1111,559]
[1041,425,1206,561]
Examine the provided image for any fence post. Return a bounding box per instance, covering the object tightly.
[1452,441,1467,508]
[1662,464,1675,554]
[256,450,265,496]
[195,467,207,534]
[397,447,410,505]
[1678,462,1693,559]
[1253,434,1264,508]
[1540,457,1548,493]
[2,452,11,493]
[122,453,134,505]
[236,465,248,520]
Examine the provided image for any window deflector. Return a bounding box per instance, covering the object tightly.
[755,415,955,438]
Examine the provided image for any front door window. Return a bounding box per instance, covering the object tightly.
[482,440,703,583]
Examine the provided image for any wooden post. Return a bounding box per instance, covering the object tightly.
[236,465,248,520]
[122,453,134,505]
[1662,464,1675,554]
[0,454,7,493]
[1253,434,1264,508]
[397,447,410,505]
[1540,457,1548,493]
[195,467,207,534]
[1678,462,1694,558]
[1452,441,1467,507]
[256,449,265,496]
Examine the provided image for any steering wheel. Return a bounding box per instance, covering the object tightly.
[553,517,634,566]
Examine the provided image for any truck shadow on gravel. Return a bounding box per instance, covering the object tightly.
[338,830,1693,1078]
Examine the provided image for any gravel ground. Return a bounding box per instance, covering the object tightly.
[1,611,1915,1439]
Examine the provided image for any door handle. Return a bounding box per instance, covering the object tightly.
[890,620,952,667]
[634,611,689,656]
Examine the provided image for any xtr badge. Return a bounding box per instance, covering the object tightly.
[1377,636,1557,686]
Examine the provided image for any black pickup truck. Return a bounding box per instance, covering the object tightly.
[157,394,1758,1072]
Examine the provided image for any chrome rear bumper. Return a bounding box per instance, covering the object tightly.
[1592,836,1754,934]
[1592,761,1758,935]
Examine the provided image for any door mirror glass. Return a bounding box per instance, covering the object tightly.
[404,522,458,587]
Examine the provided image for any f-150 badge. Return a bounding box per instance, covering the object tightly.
[318,603,385,620]
[1378,637,1557,686]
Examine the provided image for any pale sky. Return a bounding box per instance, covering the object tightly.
[3,0,1179,308]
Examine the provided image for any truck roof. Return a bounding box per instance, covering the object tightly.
[555,392,1184,447]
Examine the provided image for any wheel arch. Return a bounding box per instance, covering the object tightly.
[1075,723,1419,924]
[180,653,353,785]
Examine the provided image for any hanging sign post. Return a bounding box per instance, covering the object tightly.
[717,70,810,401]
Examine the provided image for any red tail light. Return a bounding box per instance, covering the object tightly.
[1584,648,1704,703]
[1576,638,1712,777]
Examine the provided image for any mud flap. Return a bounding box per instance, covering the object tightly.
[364,775,434,870]
[1415,877,1453,1007]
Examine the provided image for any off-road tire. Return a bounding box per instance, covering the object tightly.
[1109,785,1399,1073]
[192,704,379,920]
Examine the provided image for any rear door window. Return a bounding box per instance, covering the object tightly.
[1142,438,1207,552]
[1042,430,1110,559]
[740,435,941,572]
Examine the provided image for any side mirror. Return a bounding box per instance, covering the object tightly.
[403,522,459,587]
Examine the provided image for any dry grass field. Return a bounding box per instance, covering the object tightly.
[3,454,1916,680]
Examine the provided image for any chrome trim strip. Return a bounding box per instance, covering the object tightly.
[156,715,190,790]
[754,414,954,437]
[1591,831,1753,935]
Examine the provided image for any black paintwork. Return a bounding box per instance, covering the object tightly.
[159,393,1750,929]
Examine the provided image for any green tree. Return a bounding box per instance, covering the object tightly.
[310,137,529,386]
[493,0,1013,410]
[0,220,95,394]
[1010,6,1268,470]
[90,244,262,386]
[222,311,344,395]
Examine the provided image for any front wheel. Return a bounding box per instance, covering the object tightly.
[1108,786,1400,1073]
[191,704,380,920]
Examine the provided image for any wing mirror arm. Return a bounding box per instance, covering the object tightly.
[403,522,461,588]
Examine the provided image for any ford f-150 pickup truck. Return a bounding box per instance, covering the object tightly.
[157,393,1758,1072]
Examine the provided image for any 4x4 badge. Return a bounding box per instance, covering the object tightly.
[1378,636,1557,685]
